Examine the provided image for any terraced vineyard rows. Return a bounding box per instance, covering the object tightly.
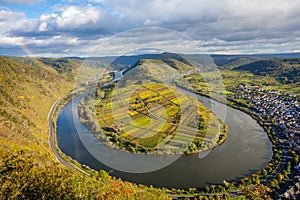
[95,81,227,154]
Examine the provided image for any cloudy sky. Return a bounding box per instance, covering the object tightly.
[1,0,300,57]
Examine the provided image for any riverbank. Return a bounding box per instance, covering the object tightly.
[55,83,272,190]
[52,70,285,198]
[51,67,297,199]
[48,87,98,175]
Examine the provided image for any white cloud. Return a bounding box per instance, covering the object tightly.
[56,5,102,29]
[1,0,300,56]
[0,36,25,46]
[0,9,25,21]
[30,35,80,47]
[38,22,47,31]
[40,13,58,21]
[35,4,122,34]
[99,0,300,35]
[0,10,37,36]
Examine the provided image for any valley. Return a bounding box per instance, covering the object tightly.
[2,1,300,199]
[1,53,299,199]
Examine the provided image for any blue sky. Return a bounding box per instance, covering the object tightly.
[2,2,52,18]
[1,0,300,57]
[2,0,106,18]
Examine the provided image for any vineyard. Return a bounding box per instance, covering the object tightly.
[95,81,227,154]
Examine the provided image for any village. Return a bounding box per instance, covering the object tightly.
[231,85,299,150]
[230,85,300,199]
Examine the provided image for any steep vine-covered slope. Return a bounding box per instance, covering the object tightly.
[0,56,75,159]
[0,56,168,200]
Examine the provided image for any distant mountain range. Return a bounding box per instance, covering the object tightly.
[67,52,300,70]
[3,52,300,85]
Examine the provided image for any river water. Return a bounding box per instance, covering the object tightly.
[56,82,272,189]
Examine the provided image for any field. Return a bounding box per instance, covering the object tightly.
[95,81,227,154]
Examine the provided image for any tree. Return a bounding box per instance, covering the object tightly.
[277,174,284,182]
[293,154,299,164]
[205,186,210,193]
[241,183,272,200]
[269,179,279,190]
[222,193,230,200]
[210,185,216,194]
[262,169,268,177]
[282,170,289,179]
[0,151,170,200]
[199,196,209,200]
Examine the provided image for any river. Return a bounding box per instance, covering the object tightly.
[56,74,272,189]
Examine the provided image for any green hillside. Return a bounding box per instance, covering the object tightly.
[183,57,300,97]
[0,56,74,158]
[235,58,300,84]
[0,56,168,199]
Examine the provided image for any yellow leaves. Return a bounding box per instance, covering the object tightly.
[122,186,132,198]
[18,95,35,100]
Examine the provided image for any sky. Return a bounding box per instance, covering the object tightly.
[1,0,300,57]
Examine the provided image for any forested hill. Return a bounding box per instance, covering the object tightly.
[0,56,168,199]
[234,58,300,84]
[7,57,82,81]
[0,56,75,157]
